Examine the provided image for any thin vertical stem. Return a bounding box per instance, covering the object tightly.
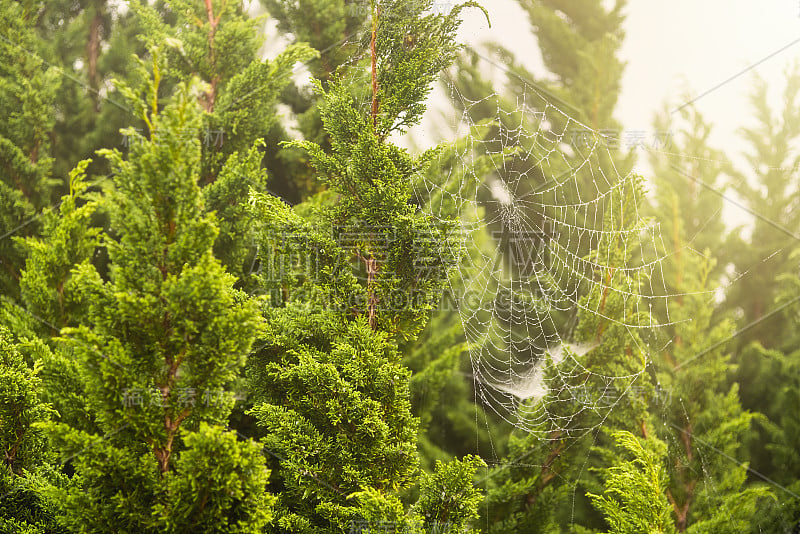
[370,0,379,129]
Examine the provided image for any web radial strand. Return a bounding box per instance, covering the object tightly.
[411,78,684,435]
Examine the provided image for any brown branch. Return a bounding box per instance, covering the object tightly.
[30,141,40,166]
[370,4,379,129]
[86,0,105,112]
[681,423,693,463]
[201,0,221,112]
[152,305,191,475]
[670,480,696,532]
[525,430,564,508]
[672,197,684,310]
[7,160,30,199]
[197,491,210,514]
[667,423,696,532]
[204,0,221,29]
[4,425,24,476]
[595,266,615,341]
[154,406,192,474]
[666,488,681,524]
[1,259,20,283]
[362,253,379,330]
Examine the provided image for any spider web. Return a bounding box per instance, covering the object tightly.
[409,69,682,436]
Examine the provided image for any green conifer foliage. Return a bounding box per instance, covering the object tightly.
[0,328,54,477]
[412,455,487,533]
[31,0,152,179]
[587,431,676,534]
[262,0,488,203]
[749,255,800,530]
[256,0,368,203]
[726,69,800,351]
[246,2,488,531]
[648,106,728,279]
[652,254,772,532]
[0,327,64,532]
[647,106,774,532]
[17,160,101,332]
[131,0,317,179]
[12,162,103,436]
[129,0,318,285]
[41,53,273,532]
[0,0,60,301]
[261,0,363,82]
[724,66,800,498]
[392,131,512,468]
[516,0,627,131]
